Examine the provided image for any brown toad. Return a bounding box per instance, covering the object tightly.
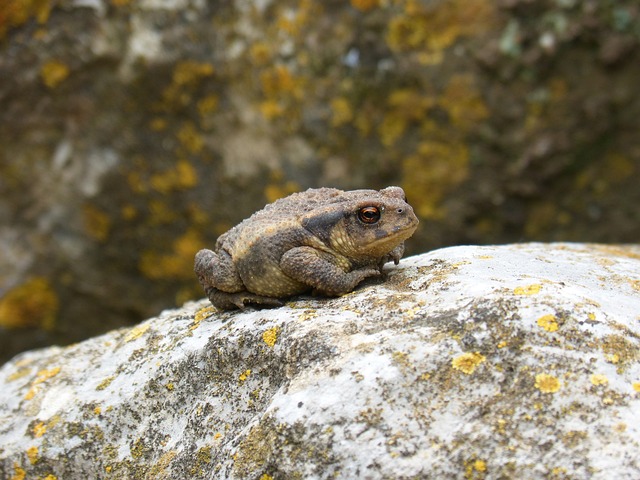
[194,186,418,310]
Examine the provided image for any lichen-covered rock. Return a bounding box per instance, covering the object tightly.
[2,0,640,364]
[1,243,639,479]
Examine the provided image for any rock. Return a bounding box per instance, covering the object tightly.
[2,0,640,364]
[1,243,639,479]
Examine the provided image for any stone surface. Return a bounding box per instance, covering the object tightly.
[1,243,639,479]
[2,1,640,363]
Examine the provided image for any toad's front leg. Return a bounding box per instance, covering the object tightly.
[280,246,380,297]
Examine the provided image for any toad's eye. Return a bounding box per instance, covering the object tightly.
[357,206,381,224]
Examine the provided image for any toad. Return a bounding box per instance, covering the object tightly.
[194,186,418,310]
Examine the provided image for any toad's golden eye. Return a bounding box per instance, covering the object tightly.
[357,206,381,224]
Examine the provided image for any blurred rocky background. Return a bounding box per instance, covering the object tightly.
[1,0,639,364]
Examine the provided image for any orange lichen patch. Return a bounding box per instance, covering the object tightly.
[83,203,111,242]
[27,446,38,465]
[514,284,542,295]
[0,277,59,330]
[239,369,251,382]
[452,352,486,375]
[537,314,558,332]
[262,327,279,348]
[124,323,150,342]
[32,422,47,438]
[351,0,379,12]
[150,159,198,193]
[40,60,69,89]
[590,374,608,386]
[139,228,206,280]
[534,373,561,393]
[24,367,61,400]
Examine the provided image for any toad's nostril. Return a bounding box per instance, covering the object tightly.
[397,208,404,214]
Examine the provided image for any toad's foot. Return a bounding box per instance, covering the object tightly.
[206,287,284,310]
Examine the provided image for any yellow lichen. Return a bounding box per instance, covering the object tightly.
[194,306,216,326]
[590,374,608,386]
[42,475,57,480]
[165,383,174,391]
[177,122,205,155]
[249,42,271,66]
[162,60,214,107]
[264,180,300,204]
[124,323,150,342]
[33,422,47,438]
[0,0,52,38]
[239,369,251,382]
[474,459,487,472]
[262,327,279,348]
[94,406,102,415]
[402,140,469,219]
[259,100,285,119]
[537,314,558,332]
[40,60,69,89]
[24,367,61,400]
[351,0,379,12]
[83,204,111,242]
[96,376,116,391]
[0,277,59,330]
[27,446,38,465]
[452,352,486,375]
[386,0,496,62]
[139,228,205,280]
[10,463,26,480]
[197,94,219,117]
[330,97,354,127]
[149,159,198,193]
[534,373,561,393]
[7,367,31,382]
[514,284,542,295]
[632,382,640,392]
[259,475,274,480]
[440,75,489,132]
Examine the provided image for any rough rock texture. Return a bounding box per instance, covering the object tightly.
[1,243,639,479]
[2,0,640,363]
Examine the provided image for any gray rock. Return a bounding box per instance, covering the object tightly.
[1,243,639,479]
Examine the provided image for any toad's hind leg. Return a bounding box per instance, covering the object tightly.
[194,248,244,292]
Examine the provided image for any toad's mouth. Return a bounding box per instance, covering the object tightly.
[359,222,418,250]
